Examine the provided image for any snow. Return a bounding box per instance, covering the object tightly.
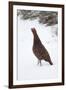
[17,16,58,81]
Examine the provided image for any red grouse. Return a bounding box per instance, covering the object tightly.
[31,28,53,66]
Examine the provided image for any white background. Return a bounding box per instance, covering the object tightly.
[0,0,66,90]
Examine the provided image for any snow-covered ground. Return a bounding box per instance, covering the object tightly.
[17,16,58,81]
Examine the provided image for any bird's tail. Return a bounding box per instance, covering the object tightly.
[48,56,53,65]
[49,60,53,65]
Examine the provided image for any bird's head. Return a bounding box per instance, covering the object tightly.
[31,28,37,35]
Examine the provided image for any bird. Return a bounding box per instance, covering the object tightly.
[31,27,53,66]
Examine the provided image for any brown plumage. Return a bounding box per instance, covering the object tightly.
[31,28,53,66]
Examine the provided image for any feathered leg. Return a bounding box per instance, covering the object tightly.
[37,60,40,65]
[39,60,42,66]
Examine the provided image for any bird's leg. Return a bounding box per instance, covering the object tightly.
[39,60,42,66]
[37,60,40,65]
